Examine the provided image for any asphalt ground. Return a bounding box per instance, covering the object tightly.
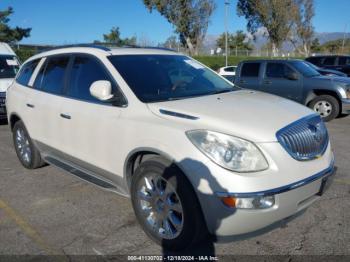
[0,116,349,259]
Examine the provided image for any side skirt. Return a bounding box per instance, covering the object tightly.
[44,155,130,198]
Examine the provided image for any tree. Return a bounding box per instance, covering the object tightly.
[310,38,322,53]
[143,0,216,55]
[162,35,180,50]
[103,27,137,46]
[237,0,297,56]
[216,30,253,52]
[0,7,31,43]
[289,0,315,56]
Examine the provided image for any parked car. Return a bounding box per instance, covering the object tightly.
[7,46,334,250]
[306,55,350,77]
[234,59,350,121]
[218,65,237,82]
[304,61,347,77]
[0,42,20,120]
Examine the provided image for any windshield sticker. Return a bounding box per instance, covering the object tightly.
[184,59,205,69]
[6,59,19,66]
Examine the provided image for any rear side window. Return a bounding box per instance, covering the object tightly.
[67,56,111,102]
[306,57,323,65]
[34,56,70,94]
[241,63,260,77]
[224,67,235,72]
[338,57,350,65]
[16,59,39,86]
[323,57,336,65]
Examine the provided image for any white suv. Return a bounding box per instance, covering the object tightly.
[6,45,335,250]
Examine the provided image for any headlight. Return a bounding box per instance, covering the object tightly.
[186,130,268,172]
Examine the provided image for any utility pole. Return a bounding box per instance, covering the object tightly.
[341,24,347,54]
[225,0,230,67]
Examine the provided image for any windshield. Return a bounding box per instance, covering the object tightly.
[0,55,20,79]
[290,61,320,77]
[108,55,235,103]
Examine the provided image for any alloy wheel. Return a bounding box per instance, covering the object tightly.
[136,173,184,240]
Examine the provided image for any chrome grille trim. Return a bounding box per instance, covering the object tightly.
[276,114,329,161]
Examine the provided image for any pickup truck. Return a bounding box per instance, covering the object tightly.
[234,59,350,121]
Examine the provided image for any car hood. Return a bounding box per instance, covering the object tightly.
[0,78,14,92]
[147,90,313,143]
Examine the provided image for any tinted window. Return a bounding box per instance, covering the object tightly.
[241,63,260,77]
[266,63,295,78]
[338,57,350,65]
[16,59,39,86]
[224,66,236,72]
[0,55,20,79]
[34,56,69,94]
[306,57,323,65]
[323,57,336,65]
[266,63,284,78]
[67,56,111,102]
[109,55,235,103]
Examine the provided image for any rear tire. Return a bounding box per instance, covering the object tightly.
[130,156,207,251]
[309,95,339,122]
[12,120,44,169]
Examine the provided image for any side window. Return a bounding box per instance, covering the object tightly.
[34,56,70,94]
[16,59,39,86]
[67,56,111,102]
[323,57,336,66]
[266,63,284,78]
[338,57,350,65]
[241,63,260,77]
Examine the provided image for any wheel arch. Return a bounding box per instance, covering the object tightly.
[306,89,341,107]
[123,147,176,191]
[9,113,22,131]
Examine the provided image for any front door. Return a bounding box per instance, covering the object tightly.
[58,54,124,181]
[261,62,303,102]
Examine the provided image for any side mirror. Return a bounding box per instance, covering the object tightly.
[285,71,299,80]
[90,80,114,101]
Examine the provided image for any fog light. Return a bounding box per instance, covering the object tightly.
[236,196,275,209]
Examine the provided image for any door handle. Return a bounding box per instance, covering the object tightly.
[263,80,271,84]
[239,80,246,84]
[60,113,71,120]
[26,103,35,108]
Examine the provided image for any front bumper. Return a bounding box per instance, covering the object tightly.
[212,160,334,236]
[341,99,350,114]
[181,139,335,237]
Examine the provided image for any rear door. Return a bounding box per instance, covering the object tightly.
[261,62,303,102]
[235,62,262,90]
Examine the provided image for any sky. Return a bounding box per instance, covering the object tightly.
[0,0,349,45]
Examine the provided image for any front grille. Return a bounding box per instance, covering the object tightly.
[0,92,6,107]
[276,115,329,161]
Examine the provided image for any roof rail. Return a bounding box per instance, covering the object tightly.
[41,44,111,53]
[120,45,176,52]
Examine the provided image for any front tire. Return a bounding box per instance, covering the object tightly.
[309,95,339,122]
[130,156,207,251]
[12,120,44,169]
